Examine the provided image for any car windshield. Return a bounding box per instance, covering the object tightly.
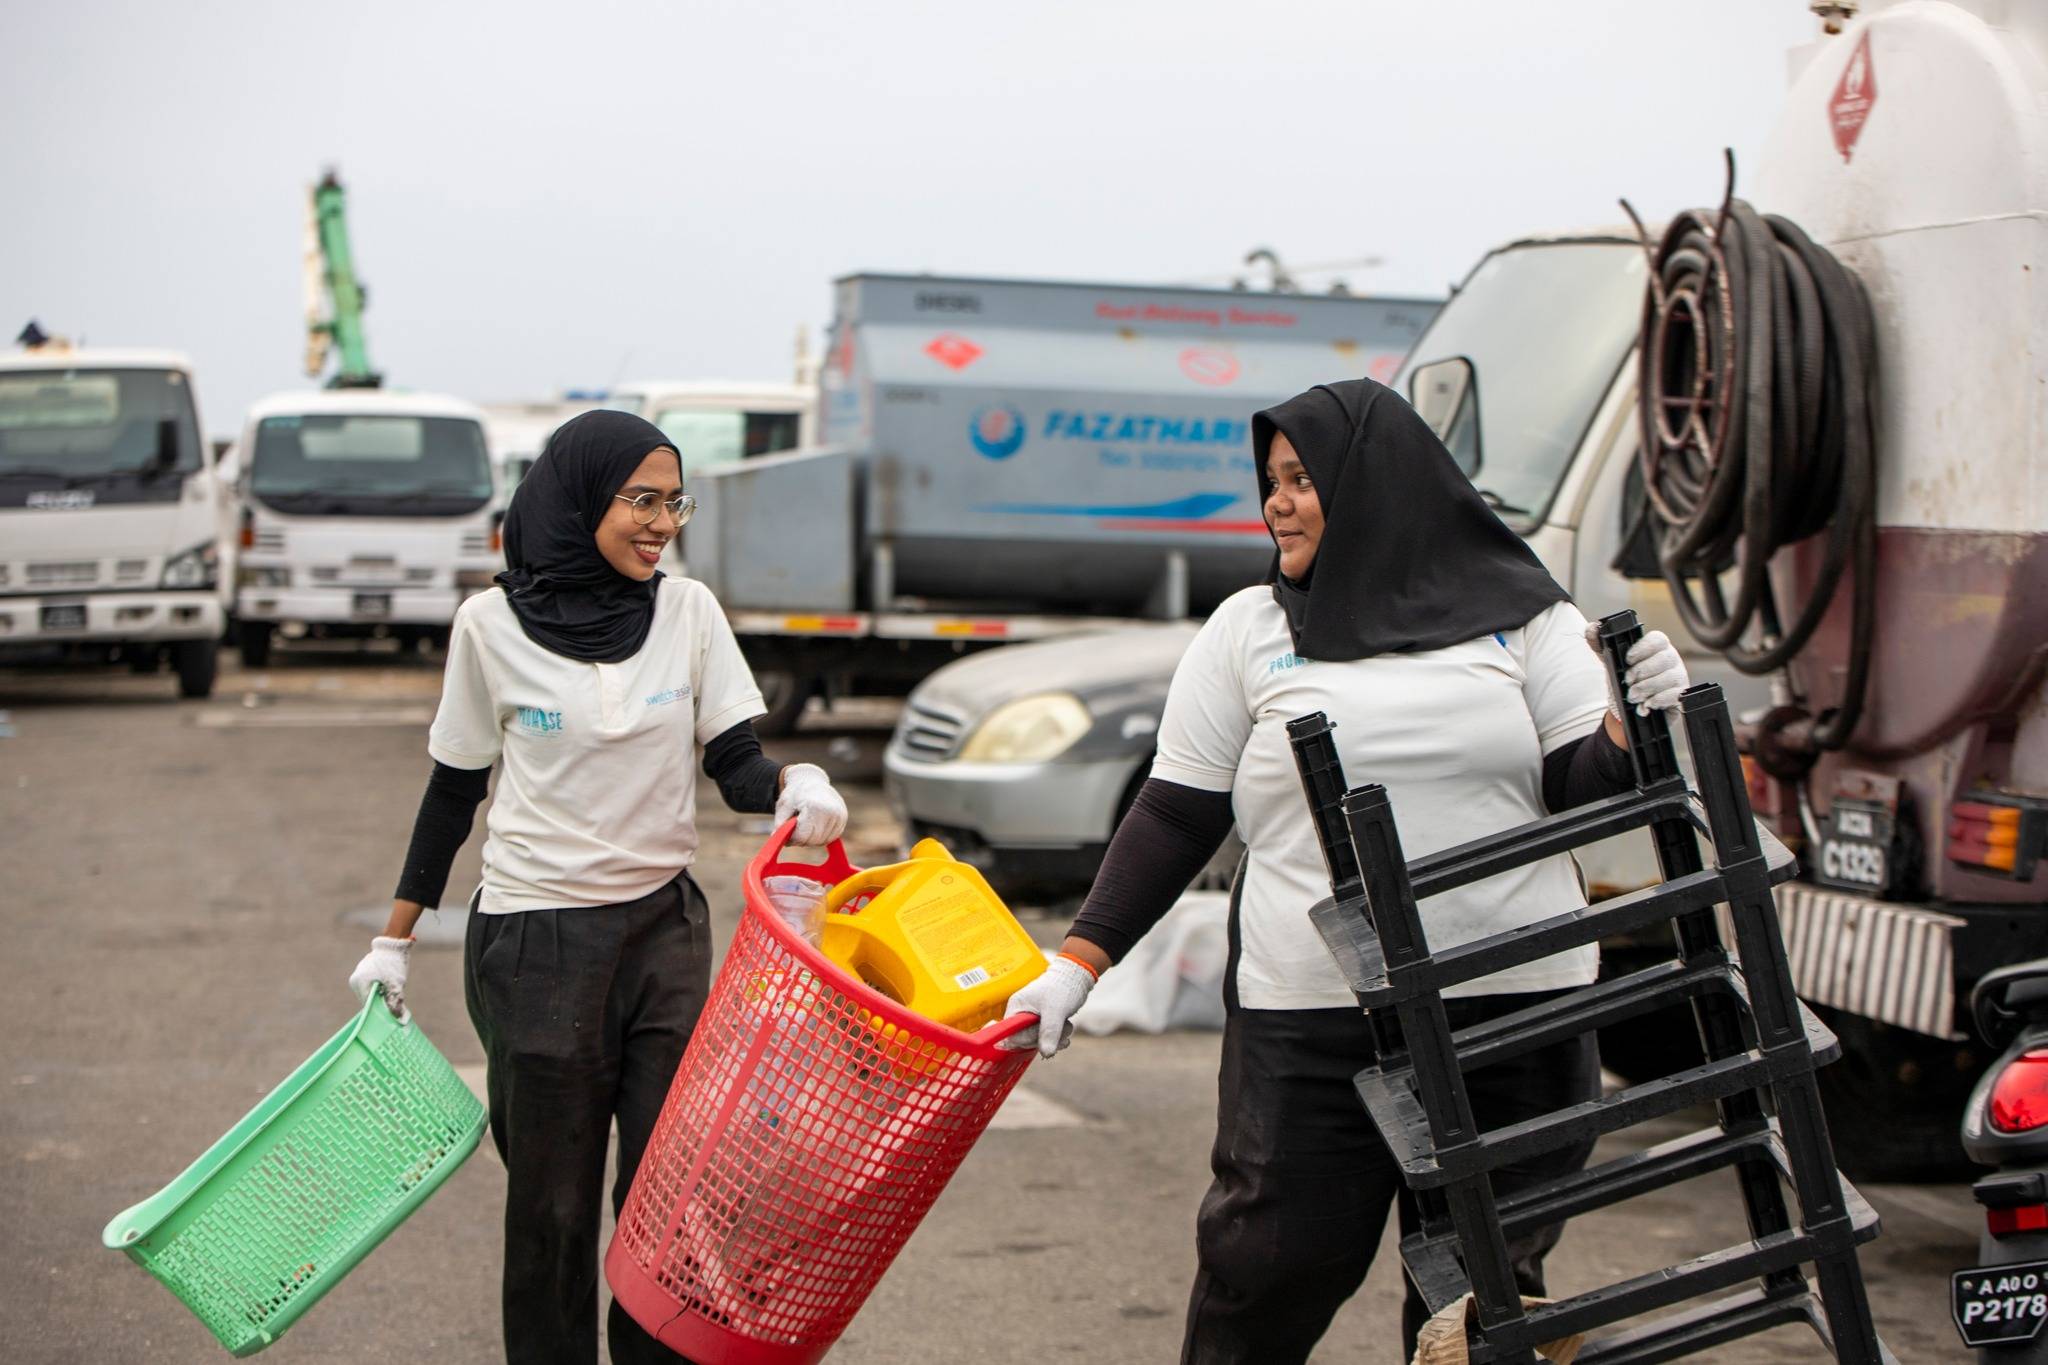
[250,413,493,514]
[0,368,203,481]
[1393,241,1645,531]
[651,407,803,474]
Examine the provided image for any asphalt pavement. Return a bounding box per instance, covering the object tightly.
[0,647,1980,1362]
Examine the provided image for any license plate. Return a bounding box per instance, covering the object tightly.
[351,592,392,620]
[40,603,87,631]
[1953,1259,2048,1347]
[1815,799,1893,894]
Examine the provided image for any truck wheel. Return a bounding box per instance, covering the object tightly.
[238,622,273,669]
[174,638,219,699]
[1812,1006,1979,1182]
[755,670,813,737]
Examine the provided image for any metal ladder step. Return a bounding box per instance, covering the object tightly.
[1401,1125,1884,1315]
[1356,1021,1835,1188]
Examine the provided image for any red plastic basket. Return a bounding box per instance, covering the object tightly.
[605,821,1037,1365]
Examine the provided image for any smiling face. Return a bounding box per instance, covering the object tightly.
[1263,432,1324,579]
[595,448,686,581]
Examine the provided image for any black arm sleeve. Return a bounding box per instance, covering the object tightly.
[1541,724,1635,813]
[702,719,783,814]
[393,761,492,908]
[1066,779,1237,965]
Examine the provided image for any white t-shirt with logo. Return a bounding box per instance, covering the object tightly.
[428,577,766,914]
[1152,587,1611,1009]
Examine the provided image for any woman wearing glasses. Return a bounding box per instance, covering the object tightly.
[348,410,847,1365]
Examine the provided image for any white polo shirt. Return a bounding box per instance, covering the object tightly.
[1152,588,1610,1009]
[428,577,766,914]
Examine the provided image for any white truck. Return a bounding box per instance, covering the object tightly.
[232,390,500,665]
[606,380,816,477]
[0,345,232,697]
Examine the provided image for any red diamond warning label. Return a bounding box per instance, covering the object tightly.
[1829,29,1877,163]
[1178,347,1240,387]
[924,333,983,371]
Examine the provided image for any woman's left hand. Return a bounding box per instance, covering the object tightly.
[1584,623,1690,716]
[776,763,849,845]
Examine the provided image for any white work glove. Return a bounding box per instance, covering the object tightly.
[775,763,848,846]
[1583,623,1689,718]
[999,956,1098,1058]
[348,936,413,1020]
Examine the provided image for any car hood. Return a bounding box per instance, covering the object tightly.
[911,621,1202,720]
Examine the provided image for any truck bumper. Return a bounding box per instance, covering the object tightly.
[0,591,223,646]
[237,587,463,627]
[1761,882,2048,1041]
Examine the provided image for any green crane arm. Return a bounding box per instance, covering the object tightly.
[308,171,381,388]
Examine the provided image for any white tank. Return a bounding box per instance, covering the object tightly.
[1749,0,2048,899]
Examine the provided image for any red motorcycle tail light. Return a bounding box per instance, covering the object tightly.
[1990,1050,2048,1133]
[1989,1204,2048,1237]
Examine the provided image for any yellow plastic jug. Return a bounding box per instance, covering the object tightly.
[820,838,1047,1032]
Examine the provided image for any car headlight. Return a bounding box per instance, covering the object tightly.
[238,565,290,588]
[958,693,1092,764]
[161,542,218,589]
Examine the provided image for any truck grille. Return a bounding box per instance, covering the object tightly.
[28,560,98,588]
[460,532,493,555]
[252,529,286,553]
[896,700,970,760]
[115,559,148,583]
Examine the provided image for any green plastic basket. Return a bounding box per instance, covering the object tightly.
[102,988,487,1356]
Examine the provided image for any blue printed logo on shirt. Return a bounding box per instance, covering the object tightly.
[516,706,565,736]
[1266,652,1309,676]
[644,684,692,708]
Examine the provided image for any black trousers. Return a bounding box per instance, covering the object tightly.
[1182,997,1601,1365]
[463,873,712,1365]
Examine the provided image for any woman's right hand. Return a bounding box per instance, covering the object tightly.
[999,942,1106,1058]
[349,936,414,1020]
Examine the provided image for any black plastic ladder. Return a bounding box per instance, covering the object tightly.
[1286,610,1892,1363]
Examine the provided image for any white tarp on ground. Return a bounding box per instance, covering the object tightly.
[1071,891,1230,1037]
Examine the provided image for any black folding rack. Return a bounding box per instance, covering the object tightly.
[1286,610,1892,1363]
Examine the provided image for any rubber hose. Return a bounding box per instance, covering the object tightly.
[1633,196,1878,752]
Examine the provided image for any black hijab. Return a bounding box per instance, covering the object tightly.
[1253,377,1567,661]
[495,410,679,663]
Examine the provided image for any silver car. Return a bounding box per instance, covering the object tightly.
[884,623,1241,898]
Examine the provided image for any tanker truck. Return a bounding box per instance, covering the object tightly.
[1399,0,2046,1179]
[678,272,1437,731]
[1699,0,2048,1178]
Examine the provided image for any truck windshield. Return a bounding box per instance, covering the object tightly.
[652,407,803,474]
[0,368,203,484]
[1394,241,1645,531]
[250,414,493,516]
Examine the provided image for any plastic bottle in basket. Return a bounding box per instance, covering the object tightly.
[819,837,1045,1032]
[759,874,828,946]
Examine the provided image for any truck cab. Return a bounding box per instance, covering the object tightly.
[232,390,499,665]
[605,381,816,478]
[0,347,230,697]
[1391,231,1768,895]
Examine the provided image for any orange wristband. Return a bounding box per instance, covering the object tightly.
[1056,951,1101,982]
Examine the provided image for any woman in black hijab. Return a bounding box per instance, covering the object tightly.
[349,410,849,1365]
[1002,379,1690,1361]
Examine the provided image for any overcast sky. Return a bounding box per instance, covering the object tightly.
[3,0,1819,436]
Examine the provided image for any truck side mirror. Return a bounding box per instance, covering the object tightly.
[145,418,181,478]
[1408,357,1482,478]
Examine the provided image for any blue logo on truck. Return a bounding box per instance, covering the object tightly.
[968,405,1028,460]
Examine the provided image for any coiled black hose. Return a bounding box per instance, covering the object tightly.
[1626,169,1879,754]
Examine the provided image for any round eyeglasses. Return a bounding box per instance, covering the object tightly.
[613,491,697,527]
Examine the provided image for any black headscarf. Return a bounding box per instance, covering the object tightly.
[495,410,679,663]
[1253,377,1567,661]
